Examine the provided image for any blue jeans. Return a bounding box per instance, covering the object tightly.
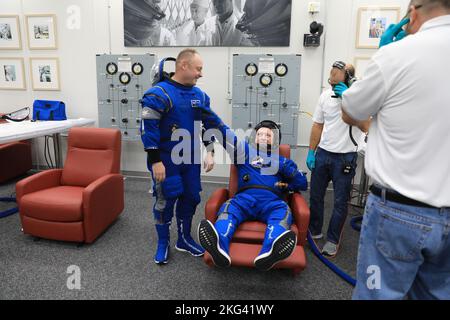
[309,147,357,244]
[353,191,450,300]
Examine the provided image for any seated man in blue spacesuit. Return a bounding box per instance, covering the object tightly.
[198,120,308,271]
[140,49,229,264]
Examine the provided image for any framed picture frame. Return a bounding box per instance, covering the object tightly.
[354,56,372,79]
[25,14,57,49]
[0,57,26,90]
[356,7,400,49]
[30,57,60,91]
[0,15,22,50]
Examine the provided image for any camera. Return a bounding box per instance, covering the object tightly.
[304,21,324,47]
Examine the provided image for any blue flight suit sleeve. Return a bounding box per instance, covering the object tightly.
[140,87,172,164]
[279,158,308,192]
[198,91,247,164]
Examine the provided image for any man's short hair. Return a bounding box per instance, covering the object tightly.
[176,49,199,67]
[411,0,450,11]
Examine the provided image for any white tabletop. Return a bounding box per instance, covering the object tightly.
[0,118,95,144]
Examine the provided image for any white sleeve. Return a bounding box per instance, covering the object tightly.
[342,59,387,121]
[312,93,325,124]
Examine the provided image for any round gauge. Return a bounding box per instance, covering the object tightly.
[245,63,258,76]
[132,63,144,75]
[259,74,273,87]
[275,63,288,77]
[119,72,131,85]
[106,62,118,75]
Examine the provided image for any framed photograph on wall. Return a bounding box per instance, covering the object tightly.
[25,14,57,49]
[0,15,22,50]
[354,56,372,79]
[123,0,292,47]
[30,57,60,91]
[0,57,26,90]
[356,7,400,49]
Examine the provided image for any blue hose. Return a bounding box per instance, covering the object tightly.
[0,197,18,218]
[306,215,364,286]
[307,231,357,286]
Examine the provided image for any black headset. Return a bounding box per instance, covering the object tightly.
[332,61,356,87]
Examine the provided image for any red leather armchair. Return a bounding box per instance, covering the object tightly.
[203,145,310,275]
[0,141,32,184]
[16,127,124,243]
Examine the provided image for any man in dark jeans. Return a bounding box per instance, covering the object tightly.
[306,61,368,257]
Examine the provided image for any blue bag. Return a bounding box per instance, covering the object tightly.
[32,100,67,121]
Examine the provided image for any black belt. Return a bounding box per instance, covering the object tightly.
[236,185,283,198]
[369,185,436,209]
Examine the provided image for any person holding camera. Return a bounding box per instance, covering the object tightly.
[306,61,369,257]
[339,0,450,299]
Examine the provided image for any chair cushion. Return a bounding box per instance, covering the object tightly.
[20,186,84,222]
[61,148,115,187]
[233,221,299,243]
[61,128,121,187]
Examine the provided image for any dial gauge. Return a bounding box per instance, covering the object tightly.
[106,62,118,75]
[245,63,258,76]
[275,63,288,77]
[119,72,131,85]
[260,74,273,87]
[132,63,143,75]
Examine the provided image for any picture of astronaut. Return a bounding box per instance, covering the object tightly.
[368,17,386,38]
[39,65,51,83]
[0,23,12,40]
[34,24,50,39]
[124,0,292,47]
[3,65,16,82]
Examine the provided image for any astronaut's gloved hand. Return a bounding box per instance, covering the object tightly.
[306,149,316,171]
[379,18,410,48]
[152,162,166,182]
[333,82,349,98]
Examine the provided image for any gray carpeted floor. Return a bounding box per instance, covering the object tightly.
[0,175,364,300]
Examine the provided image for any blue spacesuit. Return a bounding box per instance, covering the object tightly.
[140,58,227,264]
[198,121,308,271]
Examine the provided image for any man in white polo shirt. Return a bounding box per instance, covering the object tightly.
[336,0,450,299]
[307,61,367,257]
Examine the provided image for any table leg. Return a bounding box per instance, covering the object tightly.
[52,133,63,168]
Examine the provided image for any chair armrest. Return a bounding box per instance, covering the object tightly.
[16,169,63,205]
[83,174,124,243]
[205,188,229,223]
[289,192,310,246]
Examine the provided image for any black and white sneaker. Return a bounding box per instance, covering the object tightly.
[198,220,231,268]
[254,230,297,271]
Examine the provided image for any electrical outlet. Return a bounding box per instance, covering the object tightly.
[308,2,320,13]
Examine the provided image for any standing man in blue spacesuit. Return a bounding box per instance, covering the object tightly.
[140,49,228,264]
[198,120,308,271]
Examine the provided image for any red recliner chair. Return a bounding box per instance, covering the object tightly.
[203,145,310,275]
[16,127,124,244]
[0,141,32,184]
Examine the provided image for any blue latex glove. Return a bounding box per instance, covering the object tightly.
[333,82,348,98]
[306,149,316,171]
[379,18,410,48]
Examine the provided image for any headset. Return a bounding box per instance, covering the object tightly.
[332,60,356,87]
[330,60,357,99]
[1,107,30,122]
[151,57,177,86]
